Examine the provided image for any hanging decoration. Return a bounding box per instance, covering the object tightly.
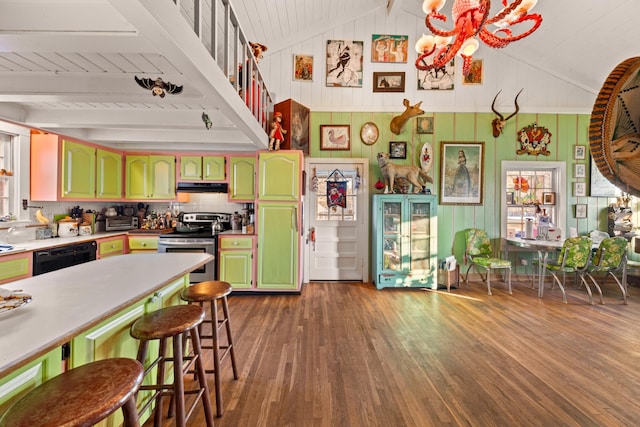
[327,169,348,210]
[201,112,212,130]
[311,168,318,193]
[134,76,183,97]
[516,123,552,156]
[355,167,361,191]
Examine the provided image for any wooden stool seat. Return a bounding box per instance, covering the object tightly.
[181,280,232,302]
[181,280,238,417]
[130,304,204,340]
[130,304,214,427]
[0,358,144,427]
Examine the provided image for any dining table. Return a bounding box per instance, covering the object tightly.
[505,237,565,298]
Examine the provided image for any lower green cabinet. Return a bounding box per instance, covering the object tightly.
[219,236,254,289]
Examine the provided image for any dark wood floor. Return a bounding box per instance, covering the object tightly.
[150,275,640,427]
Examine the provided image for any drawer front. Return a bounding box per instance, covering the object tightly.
[0,253,32,284]
[127,236,158,251]
[219,237,253,250]
[98,238,125,258]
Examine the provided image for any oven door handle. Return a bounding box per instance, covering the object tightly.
[158,241,215,247]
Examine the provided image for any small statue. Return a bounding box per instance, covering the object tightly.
[269,111,287,151]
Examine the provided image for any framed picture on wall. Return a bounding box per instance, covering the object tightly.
[590,155,621,197]
[462,59,483,85]
[543,192,556,205]
[326,40,363,88]
[439,141,484,205]
[389,141,407,159]
[574,182,587,197]
[416,116,434,134]
[373,72,405,92]
[575,204,587,218]
[371,34,408,63]
[320,125,350,150]
[574,145,586,160]
[293,54,313,82]
[574,163,586,178]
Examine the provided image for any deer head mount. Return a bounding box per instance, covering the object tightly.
[390,99,425,135]
[491,89,522,138]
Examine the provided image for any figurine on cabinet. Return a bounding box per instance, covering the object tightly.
[269,111,287,151]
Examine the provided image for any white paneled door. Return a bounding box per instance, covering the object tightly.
[304,158,369,282]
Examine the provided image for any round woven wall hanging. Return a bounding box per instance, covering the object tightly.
[589,57,640,197]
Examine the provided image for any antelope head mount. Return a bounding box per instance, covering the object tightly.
[390,99,424,135]
[491,89,522,138]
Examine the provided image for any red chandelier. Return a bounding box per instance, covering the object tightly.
[415,0,542,76]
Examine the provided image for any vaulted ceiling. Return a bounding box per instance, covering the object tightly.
[0,0,638,151]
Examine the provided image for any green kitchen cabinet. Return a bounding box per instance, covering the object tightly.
[372,194,438,289]
[125,155,176,200]
[219,236,254,289]
[257,151,300,201]
[96,235,126,258]
[0,251,32,285]
[229,155,256,201]
[61,139,96,199]
[96,148,123,199]
[256,201,299,290]
[179,155,225,181]
[0,348,62,411]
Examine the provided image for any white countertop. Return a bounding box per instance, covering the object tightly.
[0,231,129,256]
[0,252,213,377]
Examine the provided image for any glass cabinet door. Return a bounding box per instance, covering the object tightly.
[382,200,402,271]
[409,200,431,271]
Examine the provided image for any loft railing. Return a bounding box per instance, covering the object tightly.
[171,0,272,133]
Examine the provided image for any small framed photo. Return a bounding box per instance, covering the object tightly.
[293,54,313,82]
[575,204,587,218]
[389,141,407,159]
[373,72,405,93]
[416,116,434,134]
[574,145,586,160]
[320,125,350,150]
[543,192,556,205]
[574,182,586,197]
[574,163,586,178]
[506,192,514,205]
[462,59,483,85]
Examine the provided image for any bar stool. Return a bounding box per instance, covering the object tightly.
[0,358,144,427]
[181,280,238,417]
[130,304,214,427]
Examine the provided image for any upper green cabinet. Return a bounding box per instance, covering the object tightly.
[96,148,123,199]
[179,155,225,181]
[125,155,176,200]
[257,151,300,201]
[31,134,123,201]
[229,155,256,201]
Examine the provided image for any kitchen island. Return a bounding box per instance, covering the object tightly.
[0,252,212,380]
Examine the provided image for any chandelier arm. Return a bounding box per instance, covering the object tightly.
[485,0,524,26]
[425,14,459,38]
[415,35,465,72]
[478,14,542,47]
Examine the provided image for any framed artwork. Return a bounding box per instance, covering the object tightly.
[326,40,363,88]
[543,192,556,205]
[293,54,313,82]
[462,59,483,85]
[320,125,350,150]
[574,145,586,160]
[389,141,406,159]
[589,155,621,197]
[373,72,405,92]
[439,141,485,205]
[574,163,586,178]
[416,116,434,134]
[371,34,408,63]
[575,204,587,218]
[417,59,454,90]
[360,122,379,145]
[574,182,587,197]
[506,192,514,204]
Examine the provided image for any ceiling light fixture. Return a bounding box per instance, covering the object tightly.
[415,0,542,76]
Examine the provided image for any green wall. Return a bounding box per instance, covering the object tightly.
[309,110,639,263]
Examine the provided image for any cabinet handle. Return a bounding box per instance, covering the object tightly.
[232,241,239,246]
[141,242,146,247]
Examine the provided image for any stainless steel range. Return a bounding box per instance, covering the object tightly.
[157,212,232,282]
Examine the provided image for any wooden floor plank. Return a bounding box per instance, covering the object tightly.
[149,279,640,427]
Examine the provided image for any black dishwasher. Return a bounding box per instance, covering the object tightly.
[32,241,97,276]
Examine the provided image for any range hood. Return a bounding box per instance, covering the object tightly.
[176,182,229,193]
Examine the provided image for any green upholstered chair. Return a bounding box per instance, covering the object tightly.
[542,236,595,304]
[464,228,512,295]
[586,237,629,304]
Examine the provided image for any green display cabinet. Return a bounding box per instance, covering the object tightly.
[371,194,438,289]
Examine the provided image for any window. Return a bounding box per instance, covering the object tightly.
[501,161,566,238]
[314,169,359,221]
[0,132,15,218]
